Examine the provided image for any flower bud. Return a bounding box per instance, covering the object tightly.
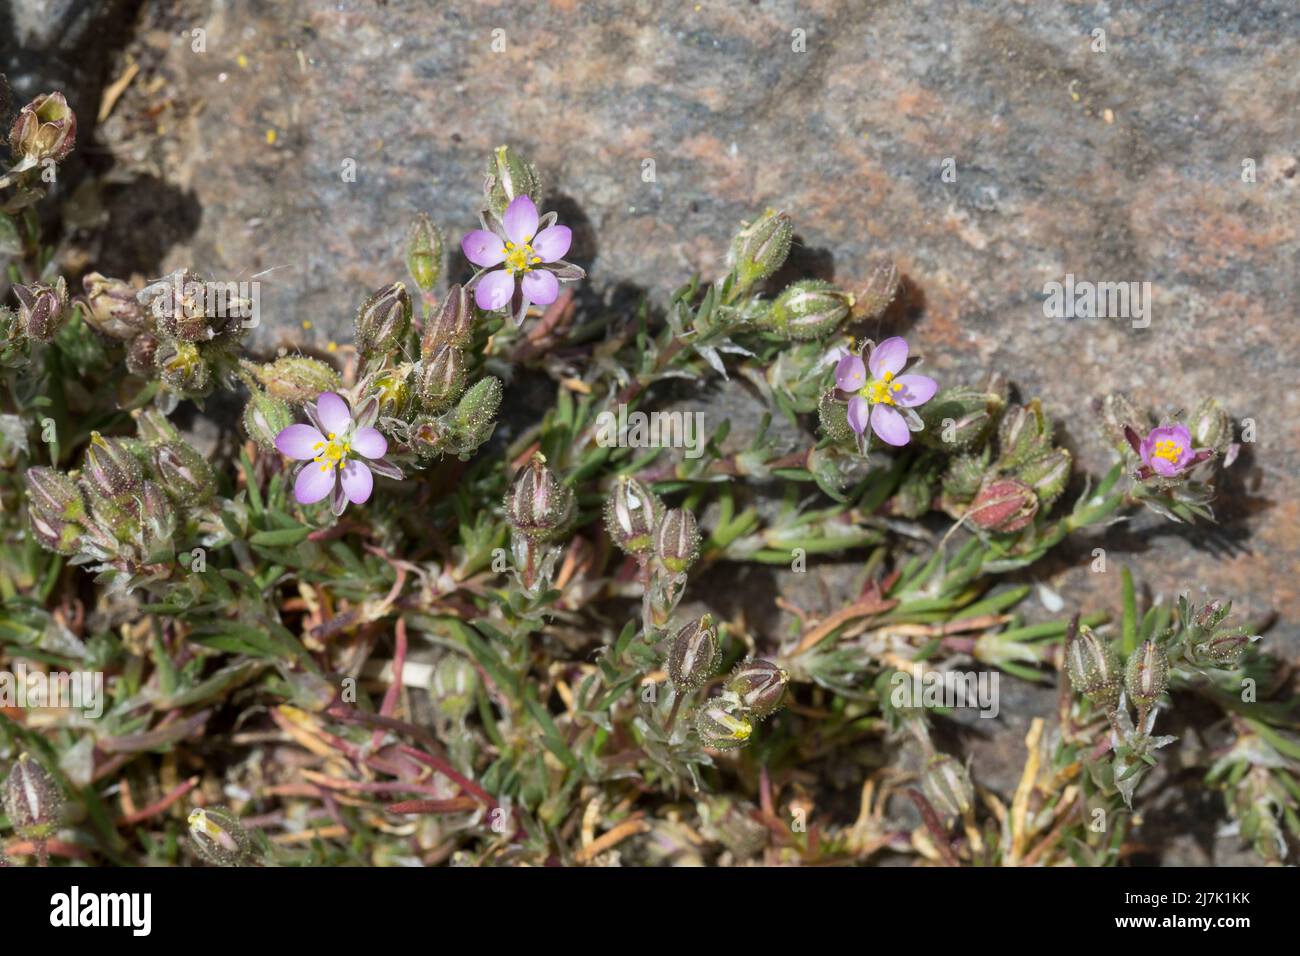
[25,467,84,554]
[3,753,65,842]
[187,806,254,866]
[483,145,543,219]
[695,701,753,750]
[654,508,701,574]
[728,209,792,290]
[140,480,176,552]
[82,273,145,339]
[764,280,851,341]
[1124,639,1169,709]
[451,376,502,453]
[668,615,720,690]
[1097,392,1150,458]
[996,401,1051,468]
[406,214,444,293]
[941,450,990,505]
[356,282,412,359]
[603,475,663,555]
[133,408,180,445]
[849,254,901,321]
[966,478,1038,534]
[1064,625,1122,708]
[156,340,209,394]
[1190,397,1231,454]
[251,356,341,404]
[416,344,467,412]
[242,386,295,451]
[725,658,789,719]
[429,656,479,722]
[8,92,76,166]
[917,385,1003,452]
[921,754,974,819]
[1190,631,1251,668]
[84,432,143,499]
[13,279,68,342]
[421,284,475,355]
[818,390,855,443]
[1017,447,1072,509]
[125,331,160,376]
[153,440,216,505]
[504,453,574,539]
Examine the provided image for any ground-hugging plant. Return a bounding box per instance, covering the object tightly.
[0,89,1295,867]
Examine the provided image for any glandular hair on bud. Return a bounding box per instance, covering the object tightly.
[406,214,444,293]
[997,400,1051,468]
[421,284,475,355]
[452,376,503,452]
[603,475,663,555]
[921,754,974,819]
[654,508,701,574]
[13,279,68,342]
[725,658,789,719]
[1125,639,1169,708]
[765,280,851,341]
[356,282,412,359]
[818,390,855,443]
[484,145,543,219]
[187,806,254,866]
[1017,447,1072,509]
[153,441,217,505]
[668,615,720,690]
[1065,626,1122,709]
[1190,396,1231,453]
[416,344,467,413]
[728,209,793,290]
[850,255,901,321]
[504,453,574,539]
[695,701,753,750]
[243,387,295,451]
[84,431,143,500]
[3,753,65,842]
[250,356,342,404]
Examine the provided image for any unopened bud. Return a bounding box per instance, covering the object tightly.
[125,332,160,376]
[140,480,176,551]
[1017,447,1072,509]
[421,284,475,354]
[451,376,502,452]
[1125,639,1169,709]
[818,390,855,443]
[356,282,412,359]
[504,453,574,539]
[850,255,901,321]
[1065,625,1122,709]
[251,356,341,404]
[416,345,466,412]
[25,467,84,554]
[654,508,701,574]
[918,385,1003,452]
[728,209,792,290]
[3,753,64,842]
[82,273,145,339]
[996,401,1051,468]
[483,145,542,219]
[8,92,76,165]
[921,754,974,819]
[695,701,753,750]
[429,656,479,722]
[13,279,68,342]
[764,280,850,341]
[1097,393,1150,458]
[153,441,216,505]
[603,476,663,555]
[187,806,254,866]
[966,478,1038,534]
[668,615,720,690]
[725,658,789,719]
[84,432,142,499]
[1190,397,1231,454]
[406,214,444,292]
[242,387,295,451]
[940,450,990,504]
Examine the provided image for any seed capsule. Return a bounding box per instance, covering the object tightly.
[356,282,412,359]
[421,283,475,355]
[1124,639,1169,709]
[695,701,753,750]
[242,387,294,451]
[84,432,143,499]
[187,806,254,866]
[406,214,444,293]
[966,478,1038,533]
[156,340,209,395]
[668,615,720,690]
[1064,625,1122,709]
[451,376,503,452]
[921,754,974,819]
[765,280,851,341]
[604,476,663,555]
[13,279,68,342]
[504,453,573,539]
[153,440,216,505]
[997,401,1052,468]
[8,92,76,165]
[654,508,701,574]
[416,344,467,412]
[3,753,64,842]
[725,658,789,719]
[728,209,792,290]
[83,272,145,339]
[850,254,901,321]
[25,467,85,555]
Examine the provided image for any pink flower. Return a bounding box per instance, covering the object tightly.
[274,392,402,515]
[1136,423,1209,478]
[461,195,584,325]
[833,336,937,447]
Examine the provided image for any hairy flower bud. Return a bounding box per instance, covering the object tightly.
[918,385,1003,452]
[187,806,254,866]
[125,331,160,376]
[765,280,851,341]
[849,254,901,321]
[1065,625,1122,709]
[242,386,295,451]
[996,401,1051,468]
[504,453,573,539]
[695,701,753,750]
[483,145,542,219]
[921,754,974,819]
[1190,397,1232,454]
[153,440,216,505]
[144,270,219,342]
[966,478,1038,533]
[416,344,467,413]
[430,656,479,722]
[156,339,209,394]
[251,356,341,404]
[84,432,142,499]
[82,273,145,339]
[140,479,176,553]
[941,449,990,505]
[25,466,85,554]
[356,282,412,359]
[421,284,475,355]
[8,92,76,166]
[725,658,789,719]
[451,376,502,453]
[728,209,792,290]
[1097,392,1151,458]
[603,476,663,555]
[818,390,855,443]
[3,753,65,842]
[13,279,68,342]
[406,214,444,292]
[668,615,720,690]
[1125,640,1169,709]
[1017,447,1072,509]
[654,508,701,574]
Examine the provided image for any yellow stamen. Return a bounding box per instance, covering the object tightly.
[861,370,898,406]
[1152,439,1183,464]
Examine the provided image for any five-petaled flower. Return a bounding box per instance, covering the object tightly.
[1134,422,1210,479]
[834,336,938,447]
[461,195,583,324]
[275,392,403,515]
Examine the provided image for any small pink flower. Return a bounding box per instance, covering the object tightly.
[461,195,584,325]
[274,392,402,515]
[834,336,937,447]
[1136,423,1209,478]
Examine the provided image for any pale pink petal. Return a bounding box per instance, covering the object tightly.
[835,355,867,392]
[339,460,373,504]
[503,195,539,245]
[275,424,326,460]
[846,396,870,435]
[315,392,352,436]
[868,336,909,378]
[474,269,517,311]
[294,463,336,504]
[870,404,911,446]
[462,230,506,268]
[892,374,938,408]
[531,225,571,263]
[351,426,387,459]
[521,269,558,306]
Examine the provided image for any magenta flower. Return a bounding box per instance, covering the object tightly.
[461,195,584,325]
[274,392,403,515]
[1135,423,1209,478]
[834,336,938,447]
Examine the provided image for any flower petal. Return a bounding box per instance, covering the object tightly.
[474,269,517,311]
[835,355,867,393]
[521,269,558,306]
[315,392,352,436]
[531,224,571,263]
[294,462,336,504]
[462,230,506,267]
[351,426,387,459]
[339,460,373,504]
[892,374,938,408]
[846,396,870,435]
[868,336,909,378]
[503,195,539,245]
[275,424,326,460]
[870,404,911,446]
